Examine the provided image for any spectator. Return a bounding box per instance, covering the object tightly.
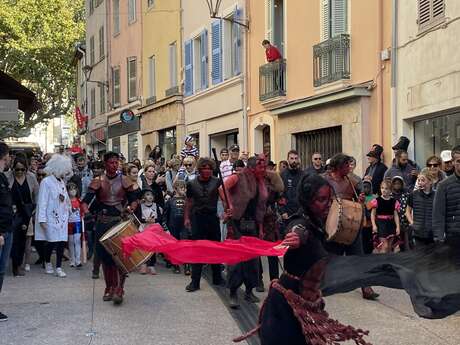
[0,142,14,322]
[165,158,181,196]
[240,150,249,165]
[132,158,142,170]
[220,144,240,180]
[391,176,411,251]
[262,39,282,62]
[305,152,325,175]
[280,150,304,220]
[440,150,454,176]
[5,155,39,277]
[233,159,245,173]
[348,157,363,191]
[139,161,165,208]
[433,145,460,243]
[29,156,39,175]
[176,156,198,184]
[180,136,199,160]
[425,155,446,191]
[33,165,47,267]
[267,160,276,171]
[72,153,93,199]
[149,145,165,166]
[278,160,288,173]
[363,149,387,195]
[362,180,377,254]
[406,169,435,248]
[384,150,420,191]
[35,154,72,278]
[67,182,83,268]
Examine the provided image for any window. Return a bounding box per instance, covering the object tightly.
[169,42,177,88]
[128,133,138,161]
[148,55,156,99]
[89,36,95,65]
[99,85,105,114]
[112,66,121,107]
[223,8,242,79]
[90,88,96,117]
[321,0,348,40]
[184,40,193,96]
[111,137,121,153]
[418,0,445,30]
[159,128,177,160]
[128,0,136,23]
[99,26,104,59]
[192,30,208,92]
[266,0,284,54]
[89,0,94,16]
[127,57,137,101]
[147,0,155,7]
[113,0,120,35]
[211,20,222,85]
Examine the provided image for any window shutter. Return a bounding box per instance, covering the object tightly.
[184,40,193,96]
[321,0,330,41]
[148,56,155,98]
[432,0,445,19]
[331,0,347,37]
[169,43,177,88]
[200,30,208,89]
[233,6,242,76]
[266,0,274,42]
[211,20,223,85]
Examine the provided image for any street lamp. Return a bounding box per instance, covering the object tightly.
[205,0,249,29]
[82,64,109,89]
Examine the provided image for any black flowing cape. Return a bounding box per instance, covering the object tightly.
[321,239,460,319]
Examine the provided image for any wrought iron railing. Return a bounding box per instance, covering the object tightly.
[313,34,350,87]
[259,59,286,101]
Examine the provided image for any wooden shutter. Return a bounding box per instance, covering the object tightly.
[418,0,444,29]
[321,0,330,41]
[200,30,208,89]
[99,26,104,58]
[233,6,242,76]
[331,0,347,37]
[113,0,120,34]
[148,56,155,98]
[128,58,137,100]
[169,42,177,88]
[184,40,193,96]
[432,0,445,19]
[418,0,431,27]
[99,85,105,113]
[113,67,120,106]
[211,20,223,85]
[266,0,274,42]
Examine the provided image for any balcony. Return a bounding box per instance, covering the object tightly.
[313,34,350,87]
[259,59,286,102]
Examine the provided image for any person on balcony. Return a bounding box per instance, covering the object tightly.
[262,39,282,63]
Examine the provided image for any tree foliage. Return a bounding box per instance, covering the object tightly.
[0,0,85,137]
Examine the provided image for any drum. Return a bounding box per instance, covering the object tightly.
[100,220,152,274]
[325,198,363,245]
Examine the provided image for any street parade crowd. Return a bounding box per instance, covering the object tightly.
[0,135,460,344]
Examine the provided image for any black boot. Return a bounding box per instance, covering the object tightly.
[244,289,260,303]
[229,290,240,309]
[185,281,200,292]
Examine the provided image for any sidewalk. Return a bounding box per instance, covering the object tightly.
[0,262,241,345]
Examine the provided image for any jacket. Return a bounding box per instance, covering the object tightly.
[4,170,39,203]
[384,162,419,191]
[0,172,13,234]
[280,168,304,216]
[364,161,388,195]
[408,190,435,239]
[433,173,460,240]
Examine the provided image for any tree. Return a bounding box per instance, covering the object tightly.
[0,0,85,138]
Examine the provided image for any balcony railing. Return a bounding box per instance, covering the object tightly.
[313,34,350,87]
[259,59,286,102]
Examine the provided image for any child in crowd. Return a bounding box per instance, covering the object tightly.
[135,188,163,275]
[370,180,401,253]
[362,180,377,254]
[164,180,189,275]
[405,169,435,248]
[180,136,199,160]
[67,182,83,268]
[391,176,411,250]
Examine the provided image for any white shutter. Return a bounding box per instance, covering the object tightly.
[432,0,445,19]
[321,0,330,41]
[169,43,177,88]
[331,0,347,37]
[266,0,274,42]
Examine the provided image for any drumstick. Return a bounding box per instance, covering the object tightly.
[81,219,87,264]
[131,212,142,227]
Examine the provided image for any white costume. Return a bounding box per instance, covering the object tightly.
[35,175,71,242]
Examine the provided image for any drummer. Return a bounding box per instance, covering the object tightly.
[322,153,379,301]
[81,152,139,305]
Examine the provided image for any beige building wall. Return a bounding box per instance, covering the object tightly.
[396,0,460,161]
[247,0,393,173]
[182,0,245,156]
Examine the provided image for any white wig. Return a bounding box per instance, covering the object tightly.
[44,154,73,178]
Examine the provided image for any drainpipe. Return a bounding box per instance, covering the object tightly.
[179,0,185,154]
[377,0,384,146]
[241,0,249,151]
[391,0,398,144]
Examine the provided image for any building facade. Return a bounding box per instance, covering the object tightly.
[139,0,184,160]
[395,0,460,164]
[182,0,246,156]
[247,0,393,173]
[105,0,143,161]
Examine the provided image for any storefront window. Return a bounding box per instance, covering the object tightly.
[128,133,138,161]
[414,112,460,165]
[159,127,176,160]
[111,137,121,153]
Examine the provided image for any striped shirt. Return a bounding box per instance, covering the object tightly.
[180,146,199,159]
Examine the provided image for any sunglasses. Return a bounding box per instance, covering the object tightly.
[15,168,26,172]
[184,164,193,167]
[313,157,322,160]
[427,164,439,168]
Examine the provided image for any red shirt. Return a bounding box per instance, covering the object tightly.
[265,45,282,62]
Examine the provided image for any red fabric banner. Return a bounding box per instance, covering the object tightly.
[75,106,88,129]
[121,224,288,265]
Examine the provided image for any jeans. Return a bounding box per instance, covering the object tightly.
[0,232,14,292]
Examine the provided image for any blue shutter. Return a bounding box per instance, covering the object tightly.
[200,29,208,89]
[184,40,193,96]
[211,20,222,85]
[233,7,242,76]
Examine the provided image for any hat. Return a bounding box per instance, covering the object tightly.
[391,176,404,184]
[372,144,384,157]
[229,144,240,152]
[392,136,410,151]
[268,160,276,167]
[440,150,452,162]
[362,180,372,186]
[141,188,154,197]
[185,135,194,144]
[366,151,379,159]
[220,148,229,154]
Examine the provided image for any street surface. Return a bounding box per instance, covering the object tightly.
[0,257,459,345]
